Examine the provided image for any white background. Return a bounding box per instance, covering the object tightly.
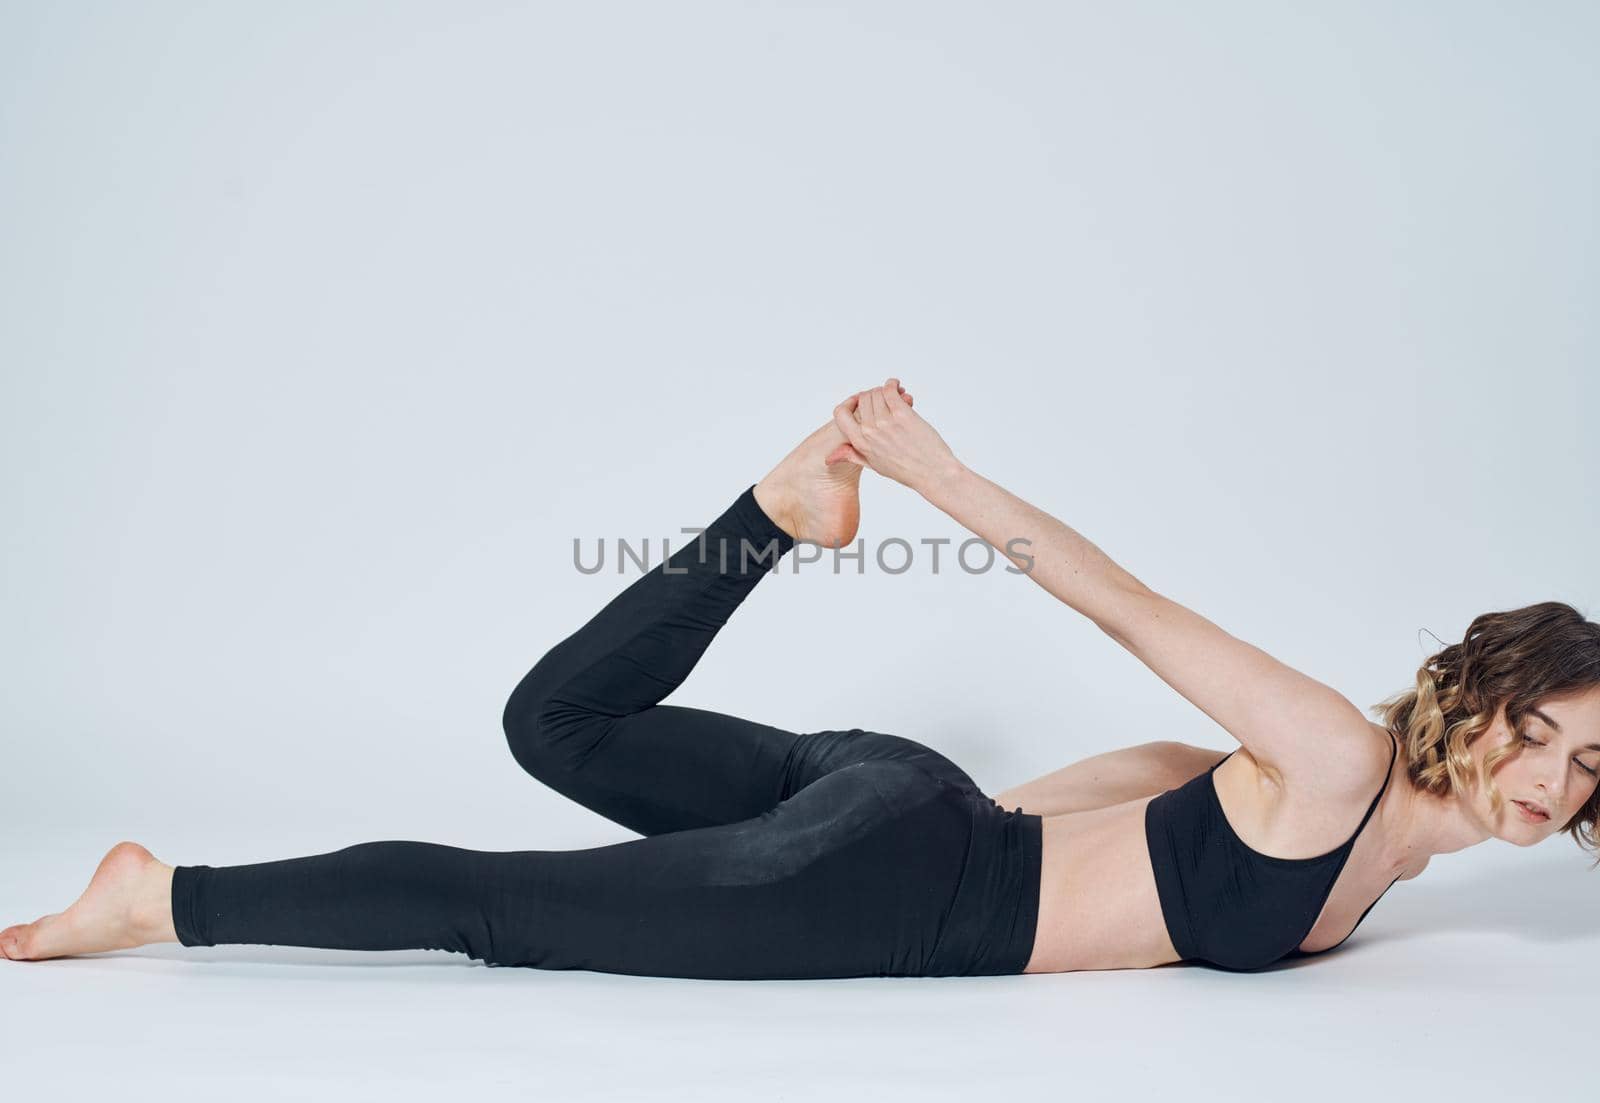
[2,2,1595,1100]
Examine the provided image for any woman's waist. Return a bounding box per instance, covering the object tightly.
[922,795,1042,977]
[1029,798,1182,972]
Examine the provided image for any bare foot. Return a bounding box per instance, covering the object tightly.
[0,841,177,961]
[754,386,913,547]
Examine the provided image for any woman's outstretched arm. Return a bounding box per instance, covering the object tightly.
[916,462,1150,636]
[916,461,1381,796]
[829,379,1383,798]
[827,381,1150,635]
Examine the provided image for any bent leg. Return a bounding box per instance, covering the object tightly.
[505,480,992,832]
[502,482,806,835]
[502,483,987,834]
[171,761,982,979]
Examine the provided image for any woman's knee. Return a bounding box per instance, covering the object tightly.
[501,654,588,779]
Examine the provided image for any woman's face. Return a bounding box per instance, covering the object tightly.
[1474,688,1600,843]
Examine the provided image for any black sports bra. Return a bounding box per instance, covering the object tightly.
[1144,731,1400,972]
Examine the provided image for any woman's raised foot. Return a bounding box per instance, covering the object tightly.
[753,386,912,548]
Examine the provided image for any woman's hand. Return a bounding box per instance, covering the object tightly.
[825,377,960,492]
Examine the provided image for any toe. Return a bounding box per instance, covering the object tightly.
[1,924,30,960]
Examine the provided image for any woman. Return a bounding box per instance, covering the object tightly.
[5,379,1598,975]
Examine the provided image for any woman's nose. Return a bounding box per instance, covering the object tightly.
[1535,772,1567,808]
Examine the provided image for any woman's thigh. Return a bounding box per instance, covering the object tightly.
[509,698,986,839]
[493,759,977,979]
[787,728,984,800]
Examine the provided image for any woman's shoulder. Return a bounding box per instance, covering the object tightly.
[1276,722,1397,801]
[1209,723,1398,855]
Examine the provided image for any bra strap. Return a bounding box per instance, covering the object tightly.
[1350,730,1399,836]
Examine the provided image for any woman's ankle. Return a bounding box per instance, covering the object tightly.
[751,477,801,540]
[133,860,179,944]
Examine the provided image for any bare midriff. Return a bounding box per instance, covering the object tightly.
[1022,795,1181,974]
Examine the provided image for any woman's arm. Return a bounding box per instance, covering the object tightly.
[915,462,1150,636]
[992,741,1230,817]
[917,461,1380,794]
[831,380,1381,797]
[828,383,1148,630]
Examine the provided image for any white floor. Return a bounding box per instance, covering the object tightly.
[3,828,1593,1102]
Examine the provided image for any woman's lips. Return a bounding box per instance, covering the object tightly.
[1513,800,1550,823]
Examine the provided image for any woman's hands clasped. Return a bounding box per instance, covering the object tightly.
[825,377,961,493]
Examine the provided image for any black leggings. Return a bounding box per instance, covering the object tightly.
[170,483,1042,979]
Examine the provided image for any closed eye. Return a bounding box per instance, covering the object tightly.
[1520,733,1600,778]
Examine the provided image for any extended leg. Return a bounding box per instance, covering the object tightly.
[169,760,980,980]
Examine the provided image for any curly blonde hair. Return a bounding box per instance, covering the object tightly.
[1371,601,1600,867]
